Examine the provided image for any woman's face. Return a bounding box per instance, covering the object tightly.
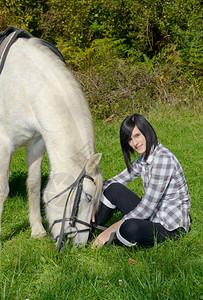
[128,125,146,155]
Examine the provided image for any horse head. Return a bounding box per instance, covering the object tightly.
[44,153,103,251]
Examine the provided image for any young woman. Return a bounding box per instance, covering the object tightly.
[92,113,191,248]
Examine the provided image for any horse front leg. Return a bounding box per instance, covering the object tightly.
[26,138,46,238]
[0,143,11,234]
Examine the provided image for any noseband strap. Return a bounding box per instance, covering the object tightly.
[47,169,98,252]
[69,174,94,228]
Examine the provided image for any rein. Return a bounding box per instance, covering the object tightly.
[46,169,106,252]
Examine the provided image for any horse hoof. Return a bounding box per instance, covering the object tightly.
[31,224,46,238]
[31,230,46,238]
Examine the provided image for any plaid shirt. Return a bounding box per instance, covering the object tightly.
[103,143,191,232]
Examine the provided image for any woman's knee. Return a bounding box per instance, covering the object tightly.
[103,183,124,207]
[104,183,123,198]
[104,183,141,215]
[117,219,157,247]
[116,219,141,247]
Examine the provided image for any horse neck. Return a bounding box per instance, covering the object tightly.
[11,38,95,174]
[38,77,95,175]
[44,117,95,175]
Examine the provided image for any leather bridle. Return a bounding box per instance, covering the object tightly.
[46,168,105,252]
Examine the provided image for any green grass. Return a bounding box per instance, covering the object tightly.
[0,106,202,299]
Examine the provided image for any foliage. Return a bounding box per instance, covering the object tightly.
[0,107,202,299]
[0,0,202,118]
[73,42,202,119]
[39,0,94,46]
[0,0,45,36]
[1,0,202,58]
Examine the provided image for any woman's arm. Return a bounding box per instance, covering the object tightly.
[103,157,142,190]
[92,220,123,248]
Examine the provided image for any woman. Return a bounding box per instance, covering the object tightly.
[92,113,191,248]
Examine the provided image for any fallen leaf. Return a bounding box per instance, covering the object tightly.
[128,258,142,265]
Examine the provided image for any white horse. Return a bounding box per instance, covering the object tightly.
[0,36,103,248]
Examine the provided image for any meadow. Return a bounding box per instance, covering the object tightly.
[0,106,202,299]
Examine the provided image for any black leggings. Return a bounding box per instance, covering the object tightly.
[103,183,185,247]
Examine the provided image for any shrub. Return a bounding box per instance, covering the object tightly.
[75,54,202,119]
[0,0,45,36]
[0,0,202,119]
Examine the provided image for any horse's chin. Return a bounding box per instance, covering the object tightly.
[72,231,89,246]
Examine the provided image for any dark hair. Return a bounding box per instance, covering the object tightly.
[120,113,158,170]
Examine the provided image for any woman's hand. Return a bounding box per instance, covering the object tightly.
[92,220,123,249]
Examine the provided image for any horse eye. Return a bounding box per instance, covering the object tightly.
[85,193,92,202]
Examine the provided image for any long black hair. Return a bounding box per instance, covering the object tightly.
[120,114,158,170]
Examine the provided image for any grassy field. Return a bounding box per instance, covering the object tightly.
[0,106,202,299]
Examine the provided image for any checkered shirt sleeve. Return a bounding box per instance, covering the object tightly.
[103,156,142,190]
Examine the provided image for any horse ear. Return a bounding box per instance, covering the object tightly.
[86,153,102,174]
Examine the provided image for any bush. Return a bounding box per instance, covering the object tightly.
[0,0,45,36]
[74,53,202,119]
[0,0,202,119]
